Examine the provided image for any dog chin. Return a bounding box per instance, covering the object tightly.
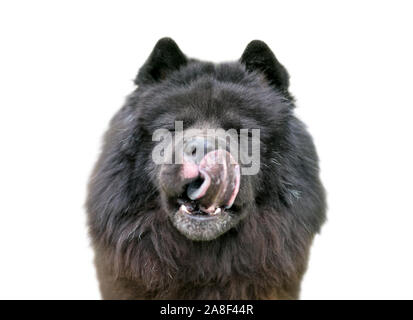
[169,203,241,241]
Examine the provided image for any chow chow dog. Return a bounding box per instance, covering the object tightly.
[86,38,326,299]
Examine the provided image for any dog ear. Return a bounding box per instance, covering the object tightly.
[135,37,187,85]
[240,40,289,91]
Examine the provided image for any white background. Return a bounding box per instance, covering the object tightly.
[0,0,412,300]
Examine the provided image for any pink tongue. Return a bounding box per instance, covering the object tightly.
[187,150,240,210]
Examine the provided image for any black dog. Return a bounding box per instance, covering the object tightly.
[86,38,326,299]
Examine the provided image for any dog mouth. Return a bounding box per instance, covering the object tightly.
[168,150,241,241]
[176,180,228,219]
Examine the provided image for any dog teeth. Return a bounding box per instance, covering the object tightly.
[180,204,191,214]
[181,204,222,216]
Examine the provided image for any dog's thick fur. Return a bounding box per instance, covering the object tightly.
[86,38,326,299]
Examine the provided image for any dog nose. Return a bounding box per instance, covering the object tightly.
[183,136,216,164]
